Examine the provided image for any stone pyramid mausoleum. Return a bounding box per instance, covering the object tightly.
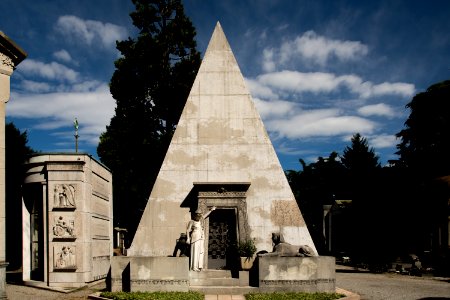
[128,22,316,262]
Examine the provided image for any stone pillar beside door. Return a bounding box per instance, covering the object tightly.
[0,31,26,299]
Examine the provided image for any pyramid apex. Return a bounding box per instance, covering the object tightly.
[205,21,231,53]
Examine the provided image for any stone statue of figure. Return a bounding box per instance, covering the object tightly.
[259,232,316,257]
[186,206,216,271]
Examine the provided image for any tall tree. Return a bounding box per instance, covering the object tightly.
[341,133,380,172]
[5,122,34,269]
[396,80,450,178]
[97,0,201,241]
[339,133,383,263]
[395,80,450,271]
[286,152,347,254]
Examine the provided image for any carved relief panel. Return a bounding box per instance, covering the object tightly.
[52,216,75,239]
[53,184,77,209]
[53,245,76,270]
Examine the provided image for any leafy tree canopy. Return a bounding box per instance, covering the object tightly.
[396,80,450,178]
[6,122,34,169]
[97,0,201,238]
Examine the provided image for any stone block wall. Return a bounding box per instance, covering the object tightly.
[110,256,189,292]
[258,256,335,293]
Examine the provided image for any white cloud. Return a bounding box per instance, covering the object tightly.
[357,103,396,118]
[20,80,52,93]
[256,70,415,98]
[17,59,79,82]
[371,82,415,97]
[253,98,297,119]
[265,108,376,139]
[7,83,115,146]
[53,49,73,63]
[265,30,368,68]
[246,78,278,99]
[258,71,340,93]
[342,76,415,98]
[56,15,127,49]
[370,134,398,149]
[262,48,276,72]
[71,80,104,92]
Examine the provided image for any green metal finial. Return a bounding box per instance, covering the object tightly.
[74,118,79,153]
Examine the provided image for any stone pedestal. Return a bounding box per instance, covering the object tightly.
[110,256,189,292]
[258,256,335,293]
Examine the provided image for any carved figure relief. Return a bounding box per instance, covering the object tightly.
[0,52,15,71]
[53,184,76,208]
[52,216,75,238]
[54,245,76,269]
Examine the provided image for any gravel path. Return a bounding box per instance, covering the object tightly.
[5,281,106,300]
[5,269,450,300]
[336,269,450,300]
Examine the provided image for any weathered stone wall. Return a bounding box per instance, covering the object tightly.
[258,256,335,293]
[110,256,189,292]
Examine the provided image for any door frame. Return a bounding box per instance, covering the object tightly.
[194,182,251,269]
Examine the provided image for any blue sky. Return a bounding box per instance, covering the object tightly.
[1,0,449,171]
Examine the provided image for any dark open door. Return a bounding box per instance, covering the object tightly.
[207,209,237,269]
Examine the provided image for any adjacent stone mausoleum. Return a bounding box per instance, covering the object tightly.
[22,153,113,288]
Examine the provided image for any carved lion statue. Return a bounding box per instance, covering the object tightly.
[259,232,316,257]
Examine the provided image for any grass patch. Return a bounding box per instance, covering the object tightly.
[99,291,204,300]
[99,291,344,300]
[245,292,345,300]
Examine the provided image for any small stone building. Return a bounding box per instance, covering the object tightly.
[22,153,112,288]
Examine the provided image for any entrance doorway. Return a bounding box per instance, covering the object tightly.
[23,183,44,281]
[207,209,237,269]
[193,182,251,270]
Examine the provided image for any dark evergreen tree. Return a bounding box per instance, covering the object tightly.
[5,122,34,269]
[97,0,201,242]
[341,133,380,172]
[396,80,450,178]
[325,133,379,265]
[395,80,450,274]
[286,152,347,254]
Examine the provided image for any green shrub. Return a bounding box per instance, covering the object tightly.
[245,292,344,300]
[237,239,257,258]
[100,291,204,300]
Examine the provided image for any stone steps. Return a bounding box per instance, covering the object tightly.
[190,270,238,286]
[190,278,241,286]
[189,286,258,295]
[190,269,233,279]
[189,269,254,292]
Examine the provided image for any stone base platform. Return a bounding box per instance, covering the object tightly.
[110,256,335,293]
[257,256,335,293]
[111,256,189,292]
